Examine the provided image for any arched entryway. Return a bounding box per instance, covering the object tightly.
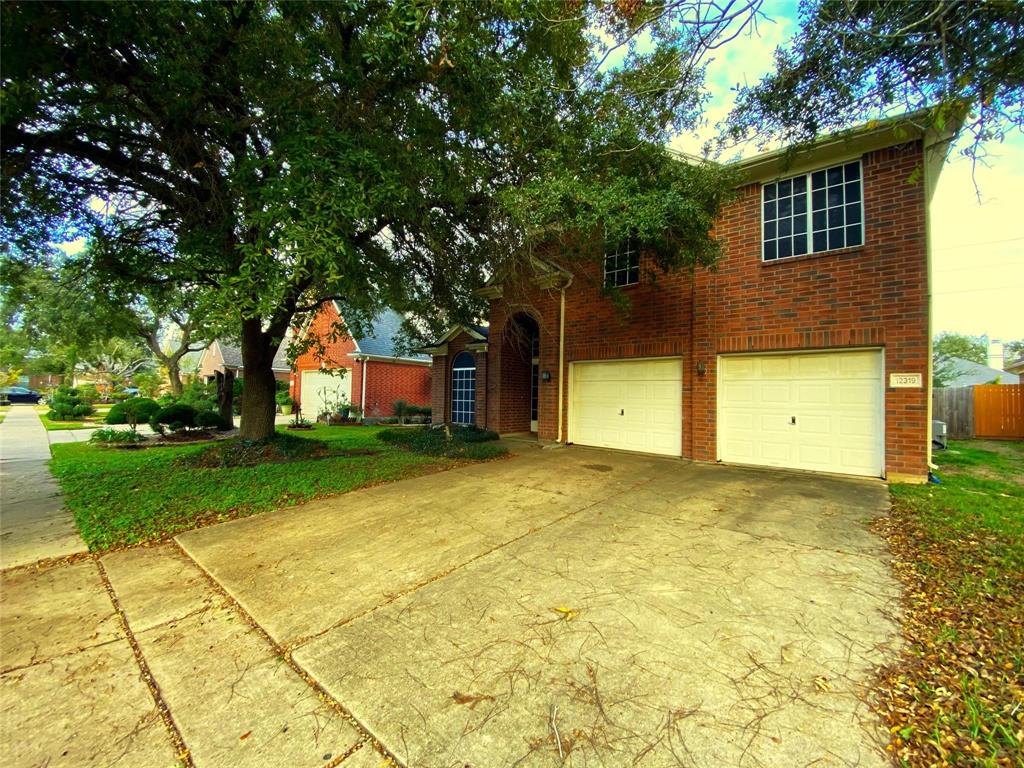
[451,351,476,425]
[499,313,540,434]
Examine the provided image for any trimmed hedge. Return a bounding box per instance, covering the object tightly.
[46,386,96,421]
[376,425,505,460]
[149,403,198,434]
[195,410,232,431]
[105,397,160,428]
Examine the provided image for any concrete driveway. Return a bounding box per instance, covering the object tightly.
[2,443,898,767]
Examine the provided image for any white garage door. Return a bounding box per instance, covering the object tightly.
[718,350,883,477]
[570,358,682,457]
[300,369,352,418]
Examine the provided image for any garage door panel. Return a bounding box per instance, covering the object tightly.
[761,357,793,377]
[719,350,883,477]
[838,383,876,406]
[300,369,352,418]
[760,383,792,404]
[571,358,681,457]
[797,383,831,405]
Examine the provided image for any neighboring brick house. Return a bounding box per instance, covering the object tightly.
[424,116,955,482]
[198,339,292,384]
[292,303,431,420]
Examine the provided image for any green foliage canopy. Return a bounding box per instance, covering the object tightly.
[2,0,749,437]
[725,0,1024,160]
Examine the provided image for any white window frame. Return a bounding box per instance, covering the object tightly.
[761,159,865,262]
[451,352,476,425]
[603,235,640,288]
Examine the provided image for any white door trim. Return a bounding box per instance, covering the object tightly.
[715,347,885,477]
[568,356,684,456]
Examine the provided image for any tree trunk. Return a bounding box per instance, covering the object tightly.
[166,359,183,396]
[216,369,235,427]
[238,318,277,440]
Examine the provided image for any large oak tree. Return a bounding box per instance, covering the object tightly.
[2,0,749,439]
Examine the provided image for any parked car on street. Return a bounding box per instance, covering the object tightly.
[0,386,43,404]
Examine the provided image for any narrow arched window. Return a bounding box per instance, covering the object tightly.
[451,352,476,425]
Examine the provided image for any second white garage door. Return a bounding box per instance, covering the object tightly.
[718,350,884,477]
[300,368,352,418]
[570,358,682,456]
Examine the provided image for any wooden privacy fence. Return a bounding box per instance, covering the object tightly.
[933,387,973,439]
[974,384,1024,439]
[933,384,1024,439]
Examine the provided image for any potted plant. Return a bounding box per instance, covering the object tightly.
[275,390,295,415]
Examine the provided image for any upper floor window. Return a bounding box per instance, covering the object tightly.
[604,236,639,287]
[762,160,863,261]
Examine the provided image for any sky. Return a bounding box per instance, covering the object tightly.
[663,1,1023,346]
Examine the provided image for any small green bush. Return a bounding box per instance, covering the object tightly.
[106,398,161,429]
[376,425,505,460]
[46,386,96,421]
[149,403,198,434]
[275,391,294,407]
[195,410,232,431]
[89,428,144,445]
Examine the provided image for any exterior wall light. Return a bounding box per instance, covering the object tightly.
[541,370,552,382]
[696,362,707,376]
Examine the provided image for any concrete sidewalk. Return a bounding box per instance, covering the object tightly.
[0,405,86,569]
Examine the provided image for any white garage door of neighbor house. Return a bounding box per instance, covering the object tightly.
[300,369,352,418]
[570,358,682,457]
[718,350,884,477]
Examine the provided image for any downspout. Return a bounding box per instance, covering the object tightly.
[557,274,574,443]
[360,357,368,422]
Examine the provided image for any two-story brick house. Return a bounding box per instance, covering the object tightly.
[424,116,955,482]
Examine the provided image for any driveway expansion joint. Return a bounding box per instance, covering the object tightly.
[169,539,407,768]
[95,556,194,767]
[283,470,662,655]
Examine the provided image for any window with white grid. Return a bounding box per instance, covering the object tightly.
[762,160,863,261]
[604,236,639,288]
[451,352,476,425]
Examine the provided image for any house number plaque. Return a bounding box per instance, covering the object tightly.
[889,373,922,388]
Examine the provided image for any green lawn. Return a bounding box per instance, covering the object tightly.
[876,440,1023,767]
[50,425,451,551]
[36,403,113,430]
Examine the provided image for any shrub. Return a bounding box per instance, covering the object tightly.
[109,391,130,402]
[149,403,198,434]
[195,410,232,431]
[178,380,216,412]
[106,398,161,430]
[47,386,96,421]
[178,433,334,468]
[89,428,144,445]
[393,399,410,423]
[77,384,101,404]
[275,391,294,408]
[376,425,505,460]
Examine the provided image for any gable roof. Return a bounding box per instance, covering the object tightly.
[942,357,1020,387]
[350,308,429,361]
[217,338,291,373]
[324,304,429,361]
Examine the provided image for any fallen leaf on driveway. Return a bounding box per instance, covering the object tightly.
[554,606,578,621]
[814,676,832,692]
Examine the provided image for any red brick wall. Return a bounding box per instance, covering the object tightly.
[690,142,929,478]
[473,141,930,479]
[292,303,360,410]
[293,303,432,418]
[361,360,431,418]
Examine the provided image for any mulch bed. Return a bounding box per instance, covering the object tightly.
[870,510,1023,766]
